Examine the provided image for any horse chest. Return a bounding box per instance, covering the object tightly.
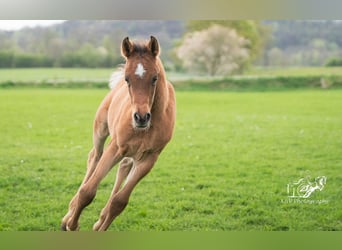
[116,127,162,159]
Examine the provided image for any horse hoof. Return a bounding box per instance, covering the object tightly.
[61,223,80,231]
[61,224,67,231]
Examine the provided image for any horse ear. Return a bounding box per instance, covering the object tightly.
[149,36,160,57]
[121,37,133,58]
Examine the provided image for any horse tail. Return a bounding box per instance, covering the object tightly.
[109,65,124,89]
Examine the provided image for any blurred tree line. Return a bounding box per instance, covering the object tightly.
[0,20,341,72]
[260,20,342,67]
[0,20,184,69]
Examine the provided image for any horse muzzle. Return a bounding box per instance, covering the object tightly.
[133,112,151,129]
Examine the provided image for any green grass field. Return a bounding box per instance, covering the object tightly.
[246,66,342,77]
[0,88,341,231]
[0,68,113,83]
[1,67,342,88]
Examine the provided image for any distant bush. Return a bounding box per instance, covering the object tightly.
[0,49,122,68]
[325,57,342,67]
[59,52,121,68]
[0,51,14,67]
[13,54,53,68]
[0,50,54,68]
[177,25,250,76]
[59,53,84,68]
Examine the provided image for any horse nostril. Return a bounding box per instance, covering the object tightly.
[145,112,151,122]
[134,112,141,123]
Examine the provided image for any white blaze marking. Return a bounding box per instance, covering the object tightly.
[135,63,146,78]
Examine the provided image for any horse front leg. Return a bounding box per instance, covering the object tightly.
[60,147,103,231]
[61,142,123,231]
[61,130,108,230]
[93,153,159,231]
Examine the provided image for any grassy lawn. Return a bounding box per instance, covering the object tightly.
[0,67,342,85]
[246,66,342,77]
[0,89,341,231]
[0,68,114,83]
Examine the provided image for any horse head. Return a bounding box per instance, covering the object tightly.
[121,36,161,130]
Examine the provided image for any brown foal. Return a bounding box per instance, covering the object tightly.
[61,36,176,231]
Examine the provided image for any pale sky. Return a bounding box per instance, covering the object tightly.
[0,20,65,31]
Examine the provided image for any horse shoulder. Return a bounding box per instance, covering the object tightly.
[93,89,117,131]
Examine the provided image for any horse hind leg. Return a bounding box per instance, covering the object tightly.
[112,157,135,194]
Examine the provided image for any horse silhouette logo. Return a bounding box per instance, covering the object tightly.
[287,176,327,198]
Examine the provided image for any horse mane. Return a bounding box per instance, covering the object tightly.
[109,65,124,89]
[132,42,149,55]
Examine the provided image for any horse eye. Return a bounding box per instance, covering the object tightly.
[125,76,130,85]
[152,76,158,85]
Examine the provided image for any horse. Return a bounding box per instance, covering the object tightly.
[61,36,176,231]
